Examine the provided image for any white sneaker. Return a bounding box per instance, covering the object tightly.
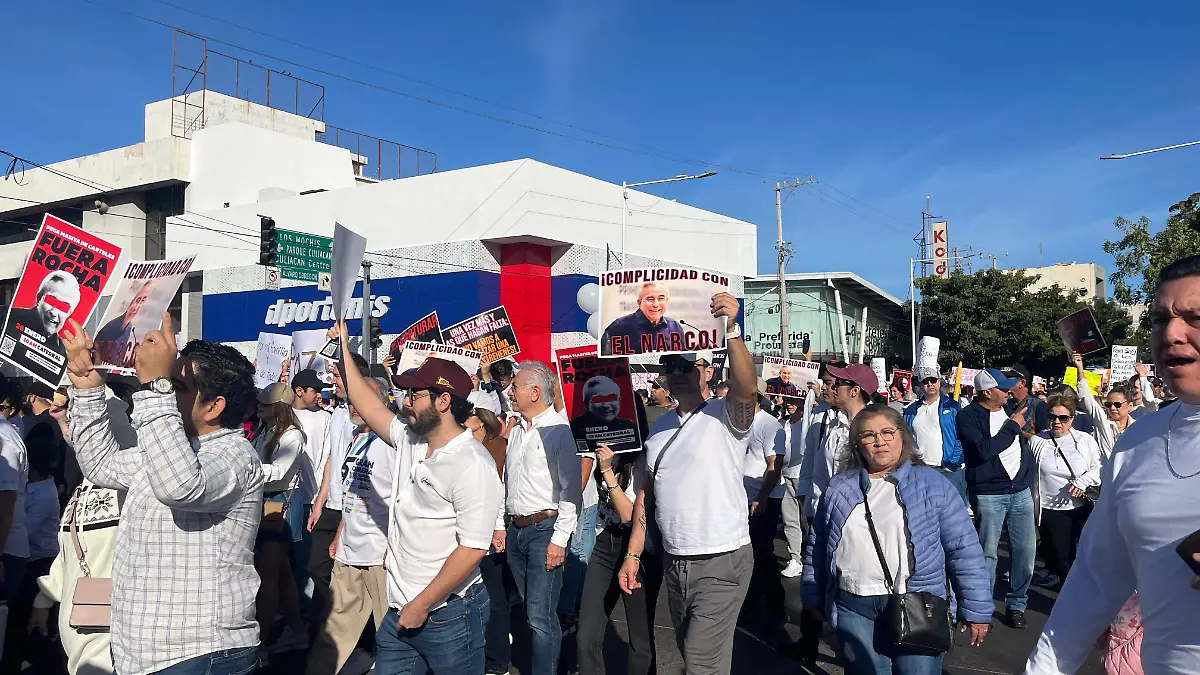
[339,647,375,675]
[781,559,803,578]
[268,625,310,654]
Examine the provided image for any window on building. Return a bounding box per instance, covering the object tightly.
[145,184,185,261]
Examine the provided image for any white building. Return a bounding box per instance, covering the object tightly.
[1014,262,1107,300]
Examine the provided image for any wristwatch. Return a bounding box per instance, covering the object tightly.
[142,377,174,395]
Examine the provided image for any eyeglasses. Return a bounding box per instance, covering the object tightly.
[858,428,899,444]
[662,360,702,375]
[1048,414,1073,423]
[834,378,858,389]
[1103,401,1126,409]
[406,390,431,403]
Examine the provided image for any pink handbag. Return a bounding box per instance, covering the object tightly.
[66,487,111,630]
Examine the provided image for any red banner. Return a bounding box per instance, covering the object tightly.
[557,345,642,454]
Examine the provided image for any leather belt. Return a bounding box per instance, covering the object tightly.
[511,509,558,528]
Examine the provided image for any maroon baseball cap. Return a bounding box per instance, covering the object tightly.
[826,363,879,394]
[391,358,473,399]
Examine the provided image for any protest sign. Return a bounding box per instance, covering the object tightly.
[441,306,520,363]
[710,348,728,375]
[1063,366,1103,396]
[291,329,335,385]
[762,356,820,399]
[330,223,367,320]
[92,256,195,375]
[953,366,981,388]
[891,369,913,393]
[388,311,442,362]
[630,370,657,392]
[915,337,940,372]
[396,340,482,377]
[0,214,121,386]
[871,358,887,393]
[557,345,642,454]
[597,267,728,357]
[1057,307,1107,356]
[1032,375,1047,393]
[254,332,291,389]
[1110,345,1138,384]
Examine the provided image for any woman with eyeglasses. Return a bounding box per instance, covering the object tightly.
[1071,352,1134,462]
[802,403,991,674]
[1025,394,1102,586]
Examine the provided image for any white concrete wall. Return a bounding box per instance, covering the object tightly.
[145,90,325,142]
[183,122,358,213]
[170,158,758,277]
[1020,262,1107,299]
[83,195,146,264]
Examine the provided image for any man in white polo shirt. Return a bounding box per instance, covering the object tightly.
[617,291,757,675]
[335,322,502,674]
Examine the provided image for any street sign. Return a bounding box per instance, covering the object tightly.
[276,229,333,282]
[265,266,281,290]
[317,271,332,292]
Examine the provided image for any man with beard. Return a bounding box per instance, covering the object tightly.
[333,319,502,674]
[94,282,152,368]
[5,271,80,359]
[569,375,639,451]
[601,281,685,356]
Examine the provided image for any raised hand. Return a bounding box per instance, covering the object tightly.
[135,313,178,385]
[62,319,105,389]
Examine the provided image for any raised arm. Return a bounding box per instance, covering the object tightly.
[334,318,397,444]
[713,292,755,434]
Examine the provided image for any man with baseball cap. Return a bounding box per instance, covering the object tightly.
[798,362,876,518]
[292,369,326,412]
[1003,364,1048,437]
[332,319,503,674]
[956,368,1036,629]
[903,365,967,504]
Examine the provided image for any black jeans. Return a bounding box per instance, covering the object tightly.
[481,551,518,673]
[1039,504,1092,580]
[306,507,342,626]
[576,528,663,675]
[745,497,785,620]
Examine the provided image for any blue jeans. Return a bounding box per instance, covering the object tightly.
[833,590,944,675]
[507,516,564,675]
[0,554,28,601]
[559,504,597,618]
[375,582,489,674]
[938,466,969,507]
[970,488,1036,612]
[151,647,258,675]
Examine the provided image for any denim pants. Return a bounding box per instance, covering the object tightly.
[833,590,944,675]
[560,504,597,619]
[151,647,259,675]
[507,516,565,675]
[480,552,518,673]
[970,487,1036,611]
[375,582,489,674]
[938,466,969,507]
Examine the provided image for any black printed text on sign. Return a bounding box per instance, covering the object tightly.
[440,306,521,363]
[557,345,643,454]
[597,267,728,357]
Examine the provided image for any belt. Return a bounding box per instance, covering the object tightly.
[510,509,558,528]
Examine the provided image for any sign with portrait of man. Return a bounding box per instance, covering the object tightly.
[557,344,642,454]
[762,355,820,399]
[92,256,195,375]
[597,267,729,357]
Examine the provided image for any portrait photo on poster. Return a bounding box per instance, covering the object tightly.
[557,345,642,454]
[93,256,195,375]
[761,356,820,399]
[597,267,728,357]
[0,214,122,387]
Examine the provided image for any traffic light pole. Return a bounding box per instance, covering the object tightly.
[361,260,372,364]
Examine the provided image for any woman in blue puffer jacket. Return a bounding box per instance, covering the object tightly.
[802,403,992,674]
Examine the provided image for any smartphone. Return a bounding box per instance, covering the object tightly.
[1175,528,1200,576]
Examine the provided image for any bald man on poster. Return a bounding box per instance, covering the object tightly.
[600,281,685,356]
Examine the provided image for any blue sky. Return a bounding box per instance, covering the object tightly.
[3,0,1198,299]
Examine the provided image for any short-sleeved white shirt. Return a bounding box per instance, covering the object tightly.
[293,408,331,505]
[743,409,784,501]
[386,421,503,611]
[644,398,751,556]
[0,420,29,558]
[336,431,395,566]
[325,406,355,510]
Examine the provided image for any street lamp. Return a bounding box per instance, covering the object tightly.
[621,171,717,266]
[1101,139,1200,160]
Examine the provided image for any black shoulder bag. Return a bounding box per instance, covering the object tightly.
[862,482,953,656]
[1050,434,1100,507]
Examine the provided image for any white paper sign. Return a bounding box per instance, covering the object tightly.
[254,332,291,389]
[291,328,336,385]
[397,340,482,377]
[916,336,940,372]
[331,222,368,320]
[1110,345,1139,384]
[871,358,887,393]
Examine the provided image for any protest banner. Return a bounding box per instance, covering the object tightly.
[396,340,482,377]
[254,332,291,389]
[915,336,940,372]
[1063,366,1103,396]
[630,370,657,392]
[0,214,121,386]
[1057,307,1107,356]
[1032,375,1047,393]
[388,311,442,362]
[891,368,914,393]
[1110,345,1138,384]
[597,267,729,357]
[557,345,642,454]
[762,356,820,399]
[318,223,368,358]
[954,366,981,389]
[441,306,520,363]
[92,256,195,375]
[710,348,728,375]
[291,329,335,385]
[870,358,888,393]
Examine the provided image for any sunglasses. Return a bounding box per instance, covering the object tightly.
[834,378,858,389]
[1103,401,1126,409]
[662,360,702,376]
[1048,414,1073,423]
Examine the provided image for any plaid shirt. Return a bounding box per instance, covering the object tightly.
[69,386,263,675]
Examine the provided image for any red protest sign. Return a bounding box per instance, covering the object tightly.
[557,344,642,454]
[0,214,122,386]
[388,311,442,361]
[1057,307,1107,356]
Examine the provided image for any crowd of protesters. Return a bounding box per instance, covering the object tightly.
[0,257,1193,675]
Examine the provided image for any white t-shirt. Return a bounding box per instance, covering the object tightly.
[386,421,503,611]
[25,478,59,560]
[743,409,784,501]
[580,452,599,509]
[835,476,910,595]
[325,406,355,510]
[293,408,331,505]
[989,409,1023,480]
[912,401,944,467]
[0,420,29,558]
[1037,433,1088,511]
[336,430,395,566]
[644,398,751,556]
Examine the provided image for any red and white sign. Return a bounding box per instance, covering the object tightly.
[932,221,949,278]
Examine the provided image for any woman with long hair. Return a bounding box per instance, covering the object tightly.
[803,403,992,674]
[254,383,309,661]
[1071,352,1135,461]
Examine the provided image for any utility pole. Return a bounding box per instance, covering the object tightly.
[775,176,814,357]
[361,260,372,363]
[914,196,938,341]
[951,246,975,273]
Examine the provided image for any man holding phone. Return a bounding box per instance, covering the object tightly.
[1027,255,1200,675]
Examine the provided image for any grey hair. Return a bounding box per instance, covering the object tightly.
[366,377,391,405]
[837,403,915,474]
[518,360,557,405]
[37,270,78,298]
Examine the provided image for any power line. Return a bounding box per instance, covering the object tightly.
[813,179,911,227]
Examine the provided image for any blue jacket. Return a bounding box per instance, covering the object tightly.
[956,401,1034,495]
[902,396,964,469]
[801,461,993,628]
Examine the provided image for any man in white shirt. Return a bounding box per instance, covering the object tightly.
[742,385,786,626]
[617,292,756,675]
[902,366,968,505]
[334,322,503,674]
[291,374,332,609]
[498,360,581,675]
[0,373,29,640]
[306,376,394,675]
[779,384,820,579]
[1026,255,1200,675]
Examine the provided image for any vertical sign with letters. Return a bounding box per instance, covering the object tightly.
[932,221,949,278]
